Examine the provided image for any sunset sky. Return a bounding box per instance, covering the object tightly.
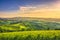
[0,0,60,18]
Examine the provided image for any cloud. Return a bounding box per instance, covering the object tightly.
[19,0,60,12]
[0,0,60,18]
[19,6,37,14]
[17,1,60,18]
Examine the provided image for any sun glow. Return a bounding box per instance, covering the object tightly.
[0,0,60,18]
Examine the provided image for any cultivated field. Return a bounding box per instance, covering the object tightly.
[0,18,60,40]
[0,30,60,40]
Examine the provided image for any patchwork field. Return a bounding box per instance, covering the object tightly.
[0,18,60,40]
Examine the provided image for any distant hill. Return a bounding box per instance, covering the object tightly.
[0,17,60,22]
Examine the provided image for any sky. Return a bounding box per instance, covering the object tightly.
[0,0,60,18]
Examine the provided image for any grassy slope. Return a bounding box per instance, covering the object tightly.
[0,18,60,40]
[0,20,60,32]
[0,30,60,40]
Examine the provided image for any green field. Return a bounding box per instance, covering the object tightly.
[0,19,60,40]
[0,20,60,32]
[0,30,60,40]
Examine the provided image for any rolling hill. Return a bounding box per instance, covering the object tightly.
[0,17,60,32]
